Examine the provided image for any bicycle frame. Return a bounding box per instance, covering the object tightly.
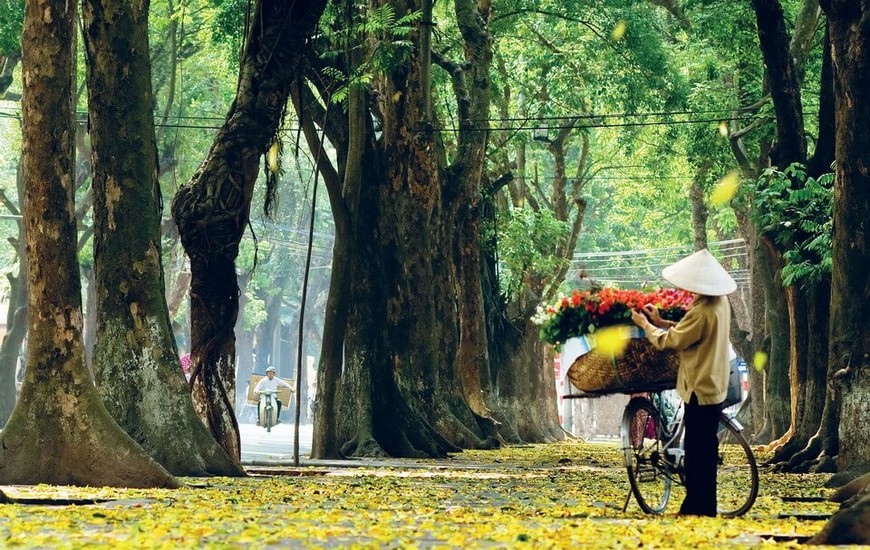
[259,391,278,432]
[621,392,758,516]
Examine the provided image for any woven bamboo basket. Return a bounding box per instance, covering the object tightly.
[566,337,679,394]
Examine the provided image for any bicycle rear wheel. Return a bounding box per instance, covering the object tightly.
[716,414,758,516]
[621,397,672,514]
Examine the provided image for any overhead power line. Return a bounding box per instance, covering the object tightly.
[564,239,750,288]
[0,108,756,135]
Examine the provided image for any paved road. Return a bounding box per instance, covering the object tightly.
[239,421,313,464]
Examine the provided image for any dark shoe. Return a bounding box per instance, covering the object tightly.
[678,502,716,517]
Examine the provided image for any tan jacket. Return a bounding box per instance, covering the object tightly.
[643,295,731,405]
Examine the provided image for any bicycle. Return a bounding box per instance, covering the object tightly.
[258,390,278,432]
[620,392,759,516]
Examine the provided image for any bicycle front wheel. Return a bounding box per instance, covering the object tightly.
[265,404,274,432]
[621,397,672,514]
[716,414,759,516]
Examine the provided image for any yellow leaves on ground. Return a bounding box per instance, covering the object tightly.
[710,170,740,207]
[0,442,838,548]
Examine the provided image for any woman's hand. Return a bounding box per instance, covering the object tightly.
[630,308,651,330]
[642,304,663,325]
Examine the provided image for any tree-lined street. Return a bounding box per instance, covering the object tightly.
[0,0,868,544]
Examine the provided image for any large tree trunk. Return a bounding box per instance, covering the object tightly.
[0,0,176,488]
[782,281,837,473]
[0,51,21,99]
[337,69,486,455]
[783,23,838,473]
[482,114,585,444]
[354,0,500,454]
[81,0,243,476]
[0,163,26,427]
[751,0,815,456]
[310,0,506,458]
[0,272,26,427]
[750,0,807,166]
[291,87,349,459]
[755,242,791,443]
[770,283,829,467]
[446,0,505,446]
[171,0,327,461]
[820,0,870,487]
[495,321,564,442]
[805,2,869,542]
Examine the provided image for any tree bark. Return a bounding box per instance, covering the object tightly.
[756,241,790,443]
[770,283,829,468]
[736,210,766,439]
[445,0,504,446]
[0,0,176,488]
[171,0,327,461]
[0,165,26,427]
[689,167,709,251]
[750,0,807,167]
[81,0,243,476]
[308,0,515,458]
[782,23,837,471]
[751,0,817,457]
[819,0,870,486]
[808,491,870,545]
[0,274,26,427]
[0,51,20,98]
[291,89,348,460]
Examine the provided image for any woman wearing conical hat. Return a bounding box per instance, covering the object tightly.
[630,248,737,517]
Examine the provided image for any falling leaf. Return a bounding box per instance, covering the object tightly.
[753,350,768,372]
[267,141,280,174]
[710,171,740,207]
[591,325,631,357]
[718,121,729,137]
[611,20,627,41]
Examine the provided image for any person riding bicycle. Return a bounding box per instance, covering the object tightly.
[254,366,293,424]
[630,248,736,517]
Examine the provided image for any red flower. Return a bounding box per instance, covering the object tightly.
[535,286,695,345]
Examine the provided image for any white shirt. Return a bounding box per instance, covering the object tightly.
[254,375,293,395]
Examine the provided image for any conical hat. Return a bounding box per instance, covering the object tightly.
[662,249,737,296]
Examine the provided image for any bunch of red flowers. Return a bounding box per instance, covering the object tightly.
[532,287,694,345]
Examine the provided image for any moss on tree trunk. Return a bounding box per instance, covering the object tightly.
[81,0,243,477]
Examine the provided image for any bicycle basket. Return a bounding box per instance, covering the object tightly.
[566,337,679,394]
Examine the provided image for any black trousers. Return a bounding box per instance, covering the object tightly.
[681,393,721,516]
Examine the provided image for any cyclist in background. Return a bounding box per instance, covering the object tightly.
[630,249,736,517]
[254,366,293,422]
